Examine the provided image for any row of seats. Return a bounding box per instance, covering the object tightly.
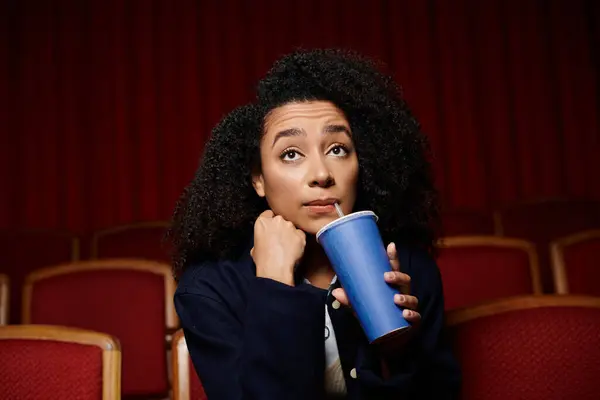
[3,198,598,263]
[0,228,598,397]
[2,199,598,309]
[0,260,176,398]
[3,295,599,399]
[0,324,205,400]
[0,223,169,325]
[1,229,598,324]
[0,198,597,398]
[437,230,600,309]
[444,199,600,292]
[0,221,170,261]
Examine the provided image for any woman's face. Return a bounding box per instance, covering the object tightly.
[252,101,359,235]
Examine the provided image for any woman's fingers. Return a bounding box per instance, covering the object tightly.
[387,242,411,294]
[393,294,418,310]
[402,308,422,323]
[387,242,400,272]
[331,288,350,307]
[331,244,419,323]
[333,285,421,324]
[384,270,411,291]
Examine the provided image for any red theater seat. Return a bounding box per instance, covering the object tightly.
[437,236,542,310]
[0,229,78,324]
[447,295,600,400]
[172,329,207,400]
[91,222,170,262]
[0,324,121,400]
[550,229,600,295]
[23,259,177,398]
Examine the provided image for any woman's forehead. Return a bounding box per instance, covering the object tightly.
[264,101,348,130]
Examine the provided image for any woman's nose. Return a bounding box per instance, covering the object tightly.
[308,159,335,188]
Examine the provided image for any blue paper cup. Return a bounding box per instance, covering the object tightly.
[316,211,411,343]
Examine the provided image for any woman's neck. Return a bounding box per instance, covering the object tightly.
[298,236,336,290]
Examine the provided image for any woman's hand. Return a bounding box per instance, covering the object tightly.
[331,242,421,324]
[250,210,306,286]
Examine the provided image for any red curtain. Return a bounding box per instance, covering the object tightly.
[2,0,599,233]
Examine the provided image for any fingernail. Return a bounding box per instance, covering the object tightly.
[394,294,405,303]
[385,272,393,280]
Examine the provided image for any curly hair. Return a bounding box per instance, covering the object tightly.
[167,49,440,279]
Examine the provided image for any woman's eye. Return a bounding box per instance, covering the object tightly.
[328,145,349,157]
[281,150,301,161]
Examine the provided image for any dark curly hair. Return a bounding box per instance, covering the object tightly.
[167,49,440,279]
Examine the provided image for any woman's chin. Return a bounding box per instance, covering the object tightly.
[297,216,339,236]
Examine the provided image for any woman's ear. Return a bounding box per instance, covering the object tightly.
[252,173,266,197]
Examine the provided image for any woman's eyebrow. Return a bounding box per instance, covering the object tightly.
[272,124,352,148]
[272,128,305,148]
[324,124,352,137]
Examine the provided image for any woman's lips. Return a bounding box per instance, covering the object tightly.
[305,204,336,214]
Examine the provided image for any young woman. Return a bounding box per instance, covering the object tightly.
[168,49,460,399]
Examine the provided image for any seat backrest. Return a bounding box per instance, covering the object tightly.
[550,229,600,295]
[441,209,499,236]
[495,199,600,291]
[172,329,207,400]
[0,274,8,325]
[447,295,600,400]
[437,236,542,310]
[91,222,170,262]
[0,229,78,324]
[23,259,177,397]
[0,324,121,400]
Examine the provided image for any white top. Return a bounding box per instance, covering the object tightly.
[305,276,347,396]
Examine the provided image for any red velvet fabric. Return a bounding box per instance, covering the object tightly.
[560,236,600,296]
[438,245,535,310]
[2,1,599,233]
[29,268,168,397]
[441,210,497,236]
[0,339,103,400]
[0,230,77,324]
[450,306,600,400]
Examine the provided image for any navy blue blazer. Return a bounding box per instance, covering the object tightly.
[175,242,461,399]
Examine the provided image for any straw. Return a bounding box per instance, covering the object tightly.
[334,202,345,218]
